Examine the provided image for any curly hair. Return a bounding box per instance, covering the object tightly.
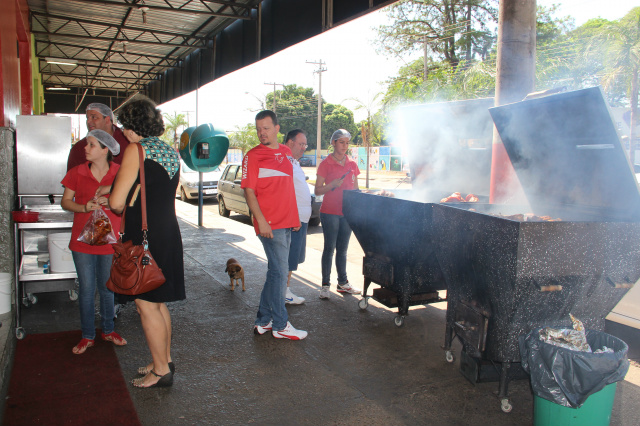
[117,96,165,138]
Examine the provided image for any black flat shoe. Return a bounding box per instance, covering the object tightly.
[137,361,175,376]
[132,370,173,388]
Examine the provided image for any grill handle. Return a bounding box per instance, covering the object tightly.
[454,321,477,332]
[606,276,634,289]
[532,278,562,292]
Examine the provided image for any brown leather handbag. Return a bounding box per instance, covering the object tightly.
[106,144,166,295]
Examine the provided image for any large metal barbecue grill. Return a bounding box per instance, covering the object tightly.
[343,98,494,326]
[434,87,640,412]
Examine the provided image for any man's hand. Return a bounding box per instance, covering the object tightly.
[257,217,273,238]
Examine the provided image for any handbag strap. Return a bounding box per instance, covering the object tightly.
[117,143,149,241]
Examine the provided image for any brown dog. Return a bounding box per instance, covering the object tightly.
[225,258,245,291]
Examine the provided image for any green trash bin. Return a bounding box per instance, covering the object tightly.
[533,382,617,426]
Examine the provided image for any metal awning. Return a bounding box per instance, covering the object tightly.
[29,0,394,113]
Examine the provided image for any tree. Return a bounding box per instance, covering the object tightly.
[375,0,498,71]
[322,104,357,150]
[267,84,357,150]
[344,93,384,147]
[162,112,189,150]
[228,123,260,156]
[589,8,640,163]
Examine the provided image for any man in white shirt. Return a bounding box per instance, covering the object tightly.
[284,129,311,304]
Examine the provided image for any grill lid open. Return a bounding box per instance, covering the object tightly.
[489,86,640,221]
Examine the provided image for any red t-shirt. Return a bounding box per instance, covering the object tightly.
[317,155,360,215]
[241,144,300,234]
[61,162,122,254]
[67,126,129,171]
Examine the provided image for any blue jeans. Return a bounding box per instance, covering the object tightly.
[320,213,352,286]
[256,228,291,331]
[72,251,115,340]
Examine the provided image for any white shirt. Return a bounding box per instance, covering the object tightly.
[288,157,312,223]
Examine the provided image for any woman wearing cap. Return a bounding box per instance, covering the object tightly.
[61,129,128,354]
[104,96,184,388]
[314,129,361,299]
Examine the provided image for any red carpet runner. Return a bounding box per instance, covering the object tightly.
[3,330,141,426]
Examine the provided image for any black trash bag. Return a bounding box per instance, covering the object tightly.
[519,328,629,408]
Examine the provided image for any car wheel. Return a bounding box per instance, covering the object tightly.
[309,217,321,226]
[218,196,230,217]
[180,187,188,202]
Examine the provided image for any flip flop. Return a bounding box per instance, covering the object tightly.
[101,331,127,346]
[72,338,94,355]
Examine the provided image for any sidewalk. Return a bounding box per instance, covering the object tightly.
[5,198,640,426]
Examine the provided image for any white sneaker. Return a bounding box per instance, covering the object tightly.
[285,288,305,305]
[319,285,330,300]
[272,322,308,340]
[253,320,273,335]
[337,282,361,295]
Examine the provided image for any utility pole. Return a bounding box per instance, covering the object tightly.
[307,59,326,168]
[264,82,284,113]
[182,110,195,127]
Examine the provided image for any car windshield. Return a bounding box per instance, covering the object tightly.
[181,161,220,173]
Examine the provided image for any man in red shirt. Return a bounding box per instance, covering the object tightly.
[242,110,307,340]
[67,103,129,171]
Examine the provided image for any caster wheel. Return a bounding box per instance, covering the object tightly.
[69,289,78,301]
[445,350,455,363]
[500,398,513,413]
[28,294,37,305]
[394,315,405,327]
[16,328,25,340]
[358,297,369,310]
[22,298,32,308]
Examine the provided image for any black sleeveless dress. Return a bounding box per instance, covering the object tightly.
[117,138,185,303]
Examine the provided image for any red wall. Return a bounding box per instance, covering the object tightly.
[0,0,31,128]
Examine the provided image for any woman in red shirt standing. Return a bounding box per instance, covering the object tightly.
[314,129,361,299]
[61,130,127,354]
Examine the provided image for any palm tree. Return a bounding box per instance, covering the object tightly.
[163,112,189,151]
[590,8,640,164]
[344,93,383,189]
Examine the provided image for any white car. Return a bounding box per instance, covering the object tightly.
[177,160,223,202]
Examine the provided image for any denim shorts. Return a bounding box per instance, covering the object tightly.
[288,222,308,272]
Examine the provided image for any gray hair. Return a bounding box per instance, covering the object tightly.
[86,103,115,122]
[87,129,120,155]
[331,129,351,142]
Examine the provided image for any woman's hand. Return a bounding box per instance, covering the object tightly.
[95,195,110,207]
[85,198,101,212]
[330,177,345,191]
[95,185,111,197]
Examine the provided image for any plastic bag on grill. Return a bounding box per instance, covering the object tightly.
[519,327,629,408]
[77,208,117,246]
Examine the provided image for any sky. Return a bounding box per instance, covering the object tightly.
[155,0,639,134]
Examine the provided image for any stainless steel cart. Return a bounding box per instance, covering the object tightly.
[13,205,78,339]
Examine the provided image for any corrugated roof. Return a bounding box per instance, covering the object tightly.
[29,0,259,93]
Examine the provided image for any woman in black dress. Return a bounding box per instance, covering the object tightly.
[107,97,185,388]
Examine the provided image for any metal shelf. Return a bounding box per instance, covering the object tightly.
[18,255,77,281]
